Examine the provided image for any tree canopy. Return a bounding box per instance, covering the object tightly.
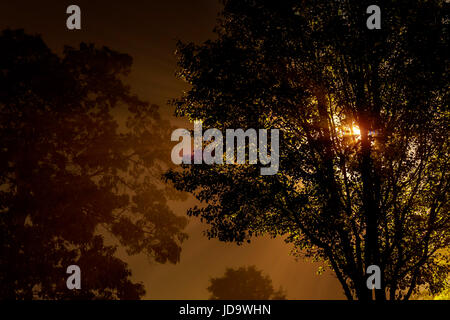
[0,29,188,299]
[207,265,286,300]
[166,0,449,300]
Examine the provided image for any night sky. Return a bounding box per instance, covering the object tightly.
[0,0,344,299]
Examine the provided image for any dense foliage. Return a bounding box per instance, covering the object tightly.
[166,0,449,300]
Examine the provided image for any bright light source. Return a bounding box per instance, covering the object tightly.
[352,125,360,136]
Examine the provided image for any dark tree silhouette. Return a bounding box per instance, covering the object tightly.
[207,266,286,300]
[0,29,188,299]
[166,0,449,300]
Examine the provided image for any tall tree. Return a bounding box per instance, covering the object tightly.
[0,29,188,299]
[208,266,286,300]
[166,0,449,300]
